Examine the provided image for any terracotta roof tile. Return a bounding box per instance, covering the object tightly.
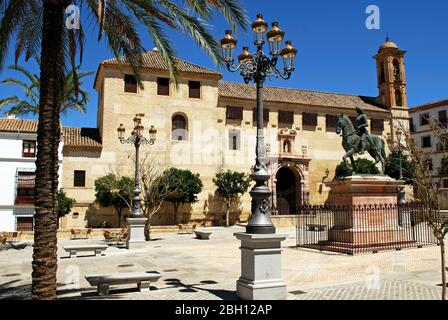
[218,81,388,113]
[102,50,222,77]
[0,118,38,133]
[62,127,102,148]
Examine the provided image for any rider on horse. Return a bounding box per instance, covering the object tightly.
[354,106,372,155]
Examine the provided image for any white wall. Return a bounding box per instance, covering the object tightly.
[0,132,63,231]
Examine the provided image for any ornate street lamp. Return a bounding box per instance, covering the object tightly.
[117,114,157,219]
[219,14,297,234]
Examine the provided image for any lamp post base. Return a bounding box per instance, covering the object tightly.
[234,232,288,300]
[126,217,148,249]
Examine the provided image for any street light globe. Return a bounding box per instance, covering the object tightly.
[251,14,268,46]
[266,22,285,56]
[280,40,298,72]
[219,30,237,63]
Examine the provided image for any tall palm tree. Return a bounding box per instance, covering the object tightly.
[0,63,92,116]
[0,0,247,300]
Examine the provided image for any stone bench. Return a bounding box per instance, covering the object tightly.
[306,224,327,232]
[194,230,212,240]
[62,245,108,258]
[85,272,161,296]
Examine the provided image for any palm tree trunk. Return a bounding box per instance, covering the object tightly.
[32,1,64,300]
[441,238,446,300]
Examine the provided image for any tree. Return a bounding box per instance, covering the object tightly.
[0,62,92,116]
[385,149,414,183]
[0,0,247,299]
[56,190,75,218]
[94,174,134,228]
[138,156,180,240]
[213,170,251,227]
[398,120,448,300]
[335,158,380,179]
[165,168,203,224]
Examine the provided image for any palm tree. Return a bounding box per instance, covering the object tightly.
[0,0,247,300]
[0,63,92,116]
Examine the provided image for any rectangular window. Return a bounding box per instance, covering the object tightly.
[278,110,294,124]
[443,179,448,189]
[253,108,269,124]
[15,171,35,205]
[422,136,432,148]
[410,118,415,133]
[326,115,337,131]
[303,113,318,126]
[426,159,433,171]
[124,74,137,93]
[441,158,448,175]
[16,217,34,231]
[420,113,430,126]
[157,77,170,96]
[74,170,86,187]
[22,140,36,158]
[371,119,384,132]
[226,106,243,120]
[229,130,241,151]
[439,110,447,124]
[188,81,201,99]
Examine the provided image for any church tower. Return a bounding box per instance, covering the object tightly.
[374,38,410,139]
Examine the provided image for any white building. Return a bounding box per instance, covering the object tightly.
[0,118,63,231]
[410,99,448,208]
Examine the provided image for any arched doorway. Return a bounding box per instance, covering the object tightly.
[276,167,298,215]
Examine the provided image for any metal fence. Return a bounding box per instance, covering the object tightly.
[296,203,438,255]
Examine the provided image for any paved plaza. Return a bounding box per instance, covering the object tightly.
[0,226,445,300]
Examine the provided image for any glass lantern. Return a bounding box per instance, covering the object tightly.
[266,22,285,56]
[219,30,237,63]
[280,40,298,72]
[251,14,268,46]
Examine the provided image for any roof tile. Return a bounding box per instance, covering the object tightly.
[218,81,388,113]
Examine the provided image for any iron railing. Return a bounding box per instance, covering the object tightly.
[296,203,438,255]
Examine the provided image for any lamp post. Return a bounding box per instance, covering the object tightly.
[219,15,297,234]
[220,14,297,300]
[395,129,406,205]
[117,114,157,248]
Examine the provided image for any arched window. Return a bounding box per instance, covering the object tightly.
[395,90,403,106]
[393,59,401,81]
[172,114,188,141]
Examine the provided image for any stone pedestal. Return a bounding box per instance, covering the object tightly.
[126,217,148,249]
[325,175,410,250]
[234,233,287,300]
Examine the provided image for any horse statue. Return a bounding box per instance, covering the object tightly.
[336,114,387,174]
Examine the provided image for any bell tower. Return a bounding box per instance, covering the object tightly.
[374,37,410,139]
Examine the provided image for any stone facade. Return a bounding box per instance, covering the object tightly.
[60,41,410,228]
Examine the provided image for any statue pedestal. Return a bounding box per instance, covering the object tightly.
[325,175,410,252]
[126,217,147,249]
[234,233,288,300]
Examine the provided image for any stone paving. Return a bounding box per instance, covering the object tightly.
[0,226,445,300]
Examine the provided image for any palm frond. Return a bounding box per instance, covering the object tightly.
[0,96,21,108]
[0,0,33,71]
[14,0,42,64]
[3,100,37,116]
[156,0,223,66]
[205,0,248,33]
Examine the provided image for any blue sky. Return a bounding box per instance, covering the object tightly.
[1,0,447,128]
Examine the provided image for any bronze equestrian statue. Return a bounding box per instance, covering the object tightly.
[336,107,387,174]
